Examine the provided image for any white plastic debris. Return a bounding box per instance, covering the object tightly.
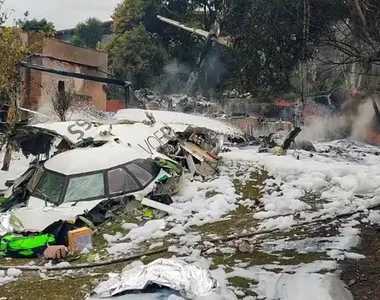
[0,214,13,236]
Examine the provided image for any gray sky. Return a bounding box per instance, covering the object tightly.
[3,0,121,30]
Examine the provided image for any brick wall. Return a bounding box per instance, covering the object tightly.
[20,33,108,114]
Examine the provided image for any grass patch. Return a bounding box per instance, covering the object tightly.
[233,169,268,201]
[199,169,267,237]
[299,192,326,210]
[228,276,257,289]
[0,272,100,300]
[278,250,329,265]
[206,190,219,198]
[200,208,258,237]
[141,251,172,264]
[267,226,310,241]
[210,250,278,269]
[0,257,39,267]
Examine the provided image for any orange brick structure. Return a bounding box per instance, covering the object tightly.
[20,33,108,114]
[106,99,126,112]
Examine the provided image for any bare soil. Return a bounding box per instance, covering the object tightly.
[341,223,380,300]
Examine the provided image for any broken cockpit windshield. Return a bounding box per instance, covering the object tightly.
[33,171,65,205]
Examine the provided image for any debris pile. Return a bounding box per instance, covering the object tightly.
[0,109,245,263]
[257,127,316,155]
[222,89,252,99]
[133,89,221,114]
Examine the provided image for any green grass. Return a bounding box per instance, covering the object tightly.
[233,170,268,200]
[199,169,268,237]
[209,250,279,270]
[228,276,257,289]
[0,272,100,300]
[277,250,330,265]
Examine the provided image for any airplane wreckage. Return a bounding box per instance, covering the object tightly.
[0,109,246,256]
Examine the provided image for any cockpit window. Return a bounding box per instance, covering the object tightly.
[32,158,161,204]
[125,163,154,186]
[64,173,105,202]
[108,168,139,194]
[33,171,66,204]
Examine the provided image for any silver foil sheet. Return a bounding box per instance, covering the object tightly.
[91,258,219,299]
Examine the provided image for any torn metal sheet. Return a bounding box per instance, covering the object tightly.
[10,198,104,232]
[113,109,243,137]
[96,123,176,157]
[90,259,218,299]
[97,123,220,177]
[181,142,218,176]
[181,141,217,162]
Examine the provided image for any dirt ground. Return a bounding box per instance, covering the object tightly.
[341,223,380,300]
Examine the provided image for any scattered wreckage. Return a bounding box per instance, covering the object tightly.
[0,109,245,259]
[258,128,316,155]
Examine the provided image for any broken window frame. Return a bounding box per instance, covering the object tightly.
[30,158,161,206]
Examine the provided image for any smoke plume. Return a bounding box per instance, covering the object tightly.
[299,95,379,143]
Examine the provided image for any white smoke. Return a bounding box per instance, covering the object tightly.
[350,99,375,141]
[298,116,346,141]
[299,96,378,143]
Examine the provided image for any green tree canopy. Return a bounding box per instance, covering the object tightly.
[72,17,105,49]
[221,0,347,95]
[107,24,169,88]
[108,0,209,90]
[16,17,55,38]
[107,0,375,96]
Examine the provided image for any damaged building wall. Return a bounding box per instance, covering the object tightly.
[221,98,269,116]
[19,33,108,113]
[226,117,292,136]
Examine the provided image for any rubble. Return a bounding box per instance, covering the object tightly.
[258,129,316,154]
[132,89,221,114]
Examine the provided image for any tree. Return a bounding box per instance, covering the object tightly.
[0,1,41,170]
[108,0,211,91]
[313,0,380,90]
[52,89,77,121]
[107,24,169,88]
[17,17,55,38]
[70,35,82,47]
[72,17,105,49]
[219,0,347,96]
